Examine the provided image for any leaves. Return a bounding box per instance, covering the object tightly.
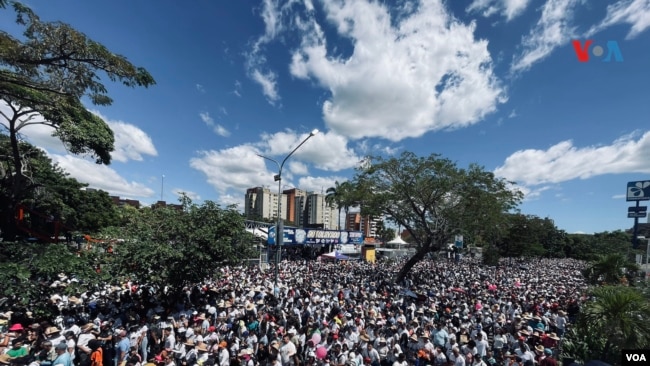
[351,152,522,281]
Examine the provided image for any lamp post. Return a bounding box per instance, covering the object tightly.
[258,128,319,292]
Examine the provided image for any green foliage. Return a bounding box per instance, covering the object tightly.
[326,181,355,229]
[482,243,501,266]
[583,253,639,285]
[0,241,106,315]
[352,152,522,281]
[564,286,650,363]
[0,2,154,240]
[374,220,396,244]
[108,196,257,293]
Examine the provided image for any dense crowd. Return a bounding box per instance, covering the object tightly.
[0,256,587,366]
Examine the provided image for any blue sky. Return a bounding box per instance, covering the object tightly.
[1,0,650,234]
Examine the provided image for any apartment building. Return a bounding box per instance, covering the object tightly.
[244,187,287,221]
[345,212,380,238]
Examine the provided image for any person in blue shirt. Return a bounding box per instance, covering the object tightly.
[53,342,72,366]
[114,330,131,366]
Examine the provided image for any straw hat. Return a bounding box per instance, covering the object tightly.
[196,344,208,352]
[0,354,12,365]
[535,345,545,353]
[548,332,560,340]
[360,334,370,342]
[217,300,225,308]
[45,326,61,335]
[184,340,195,347]
[245,303,255,311]
[271,342,280,351]
[81,323,95,332]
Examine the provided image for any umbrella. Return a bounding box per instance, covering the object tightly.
[399,289,418,299]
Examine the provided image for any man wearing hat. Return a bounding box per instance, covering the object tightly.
[77,324,97,366]
[46,327,66,349]
[217,341,229,366]
[53,342,73,366]
[539,349,557,366]
[115,330,130,366]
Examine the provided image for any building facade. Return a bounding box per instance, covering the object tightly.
[244,187,287,221]
[244,186,338,229]
[345,212,380,238]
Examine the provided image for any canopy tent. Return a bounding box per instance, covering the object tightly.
[246,228,268,240]
[387,235,407,245]
[319,251,351,261]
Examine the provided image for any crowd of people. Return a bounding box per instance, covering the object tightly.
[0,256,588,366]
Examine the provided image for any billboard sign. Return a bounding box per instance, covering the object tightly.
[455,235,463,248]
[627,181,650,201]
[268,227,364,245]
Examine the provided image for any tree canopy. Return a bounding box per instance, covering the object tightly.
[105,196,258,292]
[351,151,523,281]
[0,1,155,240]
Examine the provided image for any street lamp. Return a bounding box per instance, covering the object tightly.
[257,128,319,292]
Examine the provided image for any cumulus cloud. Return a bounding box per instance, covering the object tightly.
[190,144,275,194]
[467,0,532,21]
[259,129,361,171]
[511,0,581,73]
[199,112,230,137]
[93,111,158,163]
[52,154,155,198]
[289,0,505,141]
[172,188,201,201]
[297,175,349,194]
[494,131,650,187]
[250,69,280,105]
[587,0,650,39]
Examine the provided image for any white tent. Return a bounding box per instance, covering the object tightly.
[246,228,268,240]
[387,235,407,245]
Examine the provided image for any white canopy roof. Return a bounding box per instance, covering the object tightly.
[387,235,407,244]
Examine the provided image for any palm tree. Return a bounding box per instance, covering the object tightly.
[326,181,355,230]
[582,253,639,285]
[574,286,650,362]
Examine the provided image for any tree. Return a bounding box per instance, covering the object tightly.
[0,2,155,240]
[326,181,353,229]
[375,220,396,244]
[352,152,522,282]
[583,253,639,285]
[109,196,258,294]
[0,241,108,318]
[562,286,650,363]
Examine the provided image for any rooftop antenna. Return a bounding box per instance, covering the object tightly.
[161,174,165,201]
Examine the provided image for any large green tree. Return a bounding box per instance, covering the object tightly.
[583,252,639,285]
[352,152,523,282]
[326,180,354,229]
[107,196,258,294]
[0,1,155,240]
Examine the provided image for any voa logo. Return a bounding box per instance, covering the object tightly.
[572,40,623,62]
[626,354,646,362]
[622,349,650,364]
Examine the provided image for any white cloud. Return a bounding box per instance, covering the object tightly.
[289,0,505,141]
[467,0,532,21]
[250,69,280,105]
[196,84,205,93]
[495,130,650,187]
[612,194,626,199]
[52,154,155,198]
[233,80,242,97]
[0,102,158,163]
[199,112,230,137]
[190,144,274,194]
[94,111,158,163]
[288,161,309,175]
[259,129,361,171]
[172,188,201,201]
[297,175,348,194]
[587,0,650,40]
[511,0,581,73]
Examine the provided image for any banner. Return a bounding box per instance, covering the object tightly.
[268,227,364,245]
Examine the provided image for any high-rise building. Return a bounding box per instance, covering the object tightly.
[244,187,287,221]
[345,212,380,237]
[283,188,308,226]
[305,192,338,229]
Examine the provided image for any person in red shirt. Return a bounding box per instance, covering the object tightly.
[539,349,557,366]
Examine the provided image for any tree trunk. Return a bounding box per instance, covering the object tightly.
[2,119,24,242]
[394,247,429,284]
